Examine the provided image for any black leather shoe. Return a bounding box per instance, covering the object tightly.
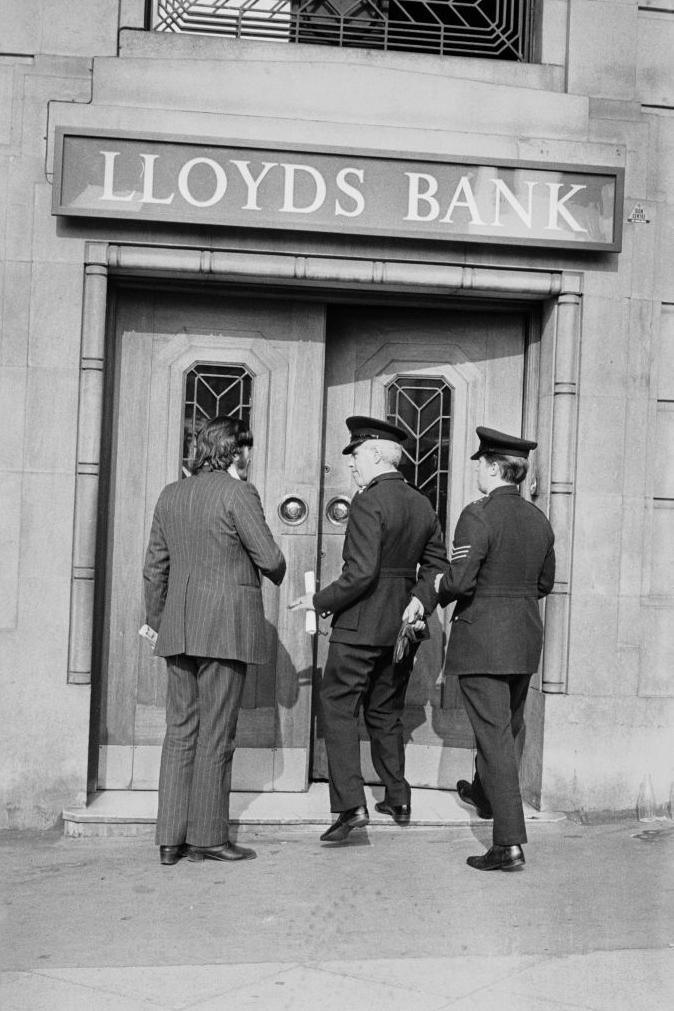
[457,779,493,819]
[186,842,257,862]
[159,845,185,865]
[374,800,411,824]
[320,806,369,842]
[467,845,525,871]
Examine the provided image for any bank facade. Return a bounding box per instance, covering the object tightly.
[1,0,672,829]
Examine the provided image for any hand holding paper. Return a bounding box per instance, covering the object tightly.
[138,624,158,649]
[304,571,316,635]
[287,571,318,636]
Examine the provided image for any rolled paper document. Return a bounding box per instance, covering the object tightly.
[304,570,317,635]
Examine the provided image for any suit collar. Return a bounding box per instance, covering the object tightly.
[488,484,520,498]
[365,470,404,491]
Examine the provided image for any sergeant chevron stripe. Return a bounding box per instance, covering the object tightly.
[451,545,471,561]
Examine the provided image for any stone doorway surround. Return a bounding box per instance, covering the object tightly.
[66,242,582,796]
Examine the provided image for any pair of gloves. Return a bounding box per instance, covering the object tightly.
[393,618,429,664]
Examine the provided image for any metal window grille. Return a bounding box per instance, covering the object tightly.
[386,375,451,531]
[150,1,536,61]
[182,362,252,474]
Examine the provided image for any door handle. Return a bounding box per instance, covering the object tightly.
[278,495,308,525]
[325,495,350,525]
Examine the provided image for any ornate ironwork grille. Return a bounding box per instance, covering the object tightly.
[150,1,535,61]
[182,363,252,474]
[386,375,451,532]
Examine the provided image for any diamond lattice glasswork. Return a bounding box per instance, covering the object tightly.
[386,375,451,532]
[151,1,535,61]
[182,363,252,474]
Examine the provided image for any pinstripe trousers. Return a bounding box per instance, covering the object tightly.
[155,655,245,847]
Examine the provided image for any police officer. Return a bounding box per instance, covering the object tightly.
[435,427,555,871]
[290,416,448,842]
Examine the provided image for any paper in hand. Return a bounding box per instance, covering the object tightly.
[139,624,158,648]
[304,572,317,635]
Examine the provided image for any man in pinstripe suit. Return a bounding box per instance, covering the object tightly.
[143,417,286,865]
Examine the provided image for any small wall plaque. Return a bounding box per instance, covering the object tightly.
[627,204,650,223]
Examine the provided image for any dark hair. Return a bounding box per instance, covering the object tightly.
[189,417,253,474]
[482,452,529,485]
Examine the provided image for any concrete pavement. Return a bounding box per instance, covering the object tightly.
[2,813,674,1009]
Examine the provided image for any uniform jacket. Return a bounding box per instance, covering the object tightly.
[437,484,555,676]
[143,471,286,663]
[313,471,448,647]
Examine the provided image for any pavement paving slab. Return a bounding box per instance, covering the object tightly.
[2,818,673,1010]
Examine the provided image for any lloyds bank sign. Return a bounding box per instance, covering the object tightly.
[53,129,623,252]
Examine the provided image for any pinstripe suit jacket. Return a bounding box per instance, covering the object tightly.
[143,471,286,663]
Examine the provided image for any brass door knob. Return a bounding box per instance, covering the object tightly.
[325,496,350,525]
[278,496,308,525]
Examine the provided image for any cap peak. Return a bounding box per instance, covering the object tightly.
[471,426,537,460]
[342,415,408,455]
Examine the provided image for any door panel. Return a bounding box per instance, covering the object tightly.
[312,305,525,788]
[98,290,325,792]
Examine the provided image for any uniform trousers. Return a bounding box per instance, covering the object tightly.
[320,641,414,812]
[155,654,245,847]
[458,672,531,847]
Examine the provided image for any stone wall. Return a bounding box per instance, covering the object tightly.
[0,0,672,825]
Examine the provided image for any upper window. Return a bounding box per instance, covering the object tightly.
[386,375,451,532]
[182,362,252,475]
[150,1,536,61]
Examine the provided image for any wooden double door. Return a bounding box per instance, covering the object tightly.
[96,287,526,793]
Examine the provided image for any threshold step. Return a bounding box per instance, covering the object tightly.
[63,783,565,837]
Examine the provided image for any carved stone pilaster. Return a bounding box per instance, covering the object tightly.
[67,248,108,684]
[542,275,582,693]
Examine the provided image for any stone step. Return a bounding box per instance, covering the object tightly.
[62,783,565,836]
